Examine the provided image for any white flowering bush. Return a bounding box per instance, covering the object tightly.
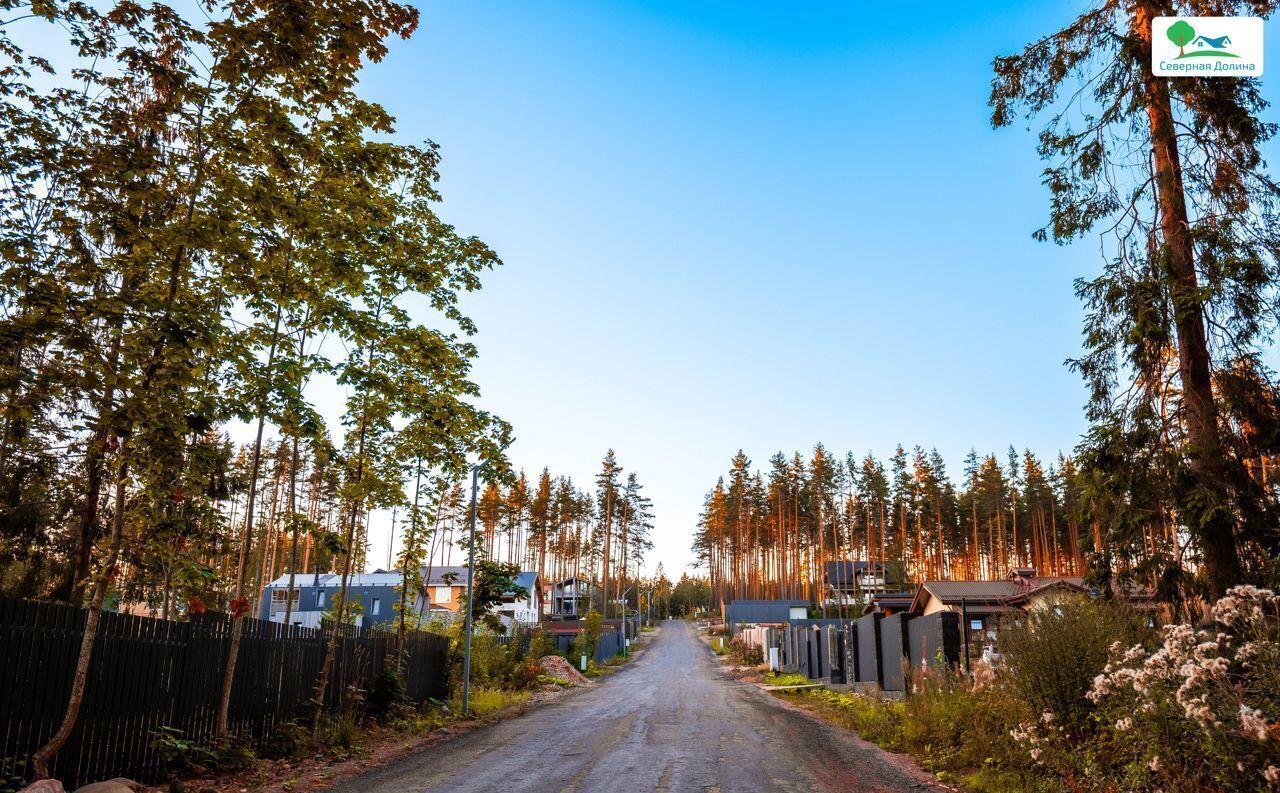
[1084,586,1280,791]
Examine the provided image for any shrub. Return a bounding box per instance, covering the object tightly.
[366,667,409,721]
[1082,585,1280,792]
[728,636,763,666]
[998,594,1151,739]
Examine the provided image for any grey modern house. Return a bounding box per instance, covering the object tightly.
[259,570,424,629]
[723,599,809,635]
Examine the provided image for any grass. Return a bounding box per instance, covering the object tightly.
[453,687,530,718]
[762,672,812,687]
[769,682,1042,793]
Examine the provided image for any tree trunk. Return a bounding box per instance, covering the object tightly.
[216,315,281,738]
[1135,1,1242,598]
[33,452,129,779]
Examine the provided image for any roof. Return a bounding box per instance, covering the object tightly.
[504,571,539,596]
[907,576,1117,613]
[420,566,470,587]
[823,560,907,588]
[725,599,809,625]
[263,572,404,589]
[1002,579,1088,606]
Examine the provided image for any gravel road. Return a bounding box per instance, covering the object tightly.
[327,620,946,793]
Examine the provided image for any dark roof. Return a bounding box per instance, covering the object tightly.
[725,600,808,626]
[823,560,908,588]
[907,576,1159,614]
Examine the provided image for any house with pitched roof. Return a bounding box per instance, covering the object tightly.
[907,567,1156,658]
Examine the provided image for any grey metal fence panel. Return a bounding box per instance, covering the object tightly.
[856,613,883,685]
[906,612,961,671]
[879,613,914,692]
[841,624,858,684]
[824,626,845,684]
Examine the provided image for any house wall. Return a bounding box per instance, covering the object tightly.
[921,594,948,616]
[261,582,417,628]
[426,585,467,613]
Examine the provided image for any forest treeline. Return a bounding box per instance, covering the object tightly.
[695,441,1280,609]
[409,450,655,615]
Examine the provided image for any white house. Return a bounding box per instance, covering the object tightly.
[498,571,542,626]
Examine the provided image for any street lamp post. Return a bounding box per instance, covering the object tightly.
[461,461,485,716]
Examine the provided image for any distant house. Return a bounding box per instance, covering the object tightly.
[907,567,1156,656]
[823,560,908,604]
[724,599,809,635]
[498,571,542,626]
[543,576,594,618]
[260,570,418,629]
[420,565,470,615]
[864,590,914,615]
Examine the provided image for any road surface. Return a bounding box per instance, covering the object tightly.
[330,620,944,793]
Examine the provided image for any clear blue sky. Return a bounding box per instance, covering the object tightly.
[353,2,1279,576]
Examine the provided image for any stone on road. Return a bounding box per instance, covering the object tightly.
[329,620,945,793]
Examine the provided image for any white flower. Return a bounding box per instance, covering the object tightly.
[1115,717,1133,732]
[1263,765,1279,789]
[1240,705,1270,741]
[1149,755,1160,772]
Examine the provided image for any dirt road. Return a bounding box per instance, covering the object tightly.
[327,620,944,793]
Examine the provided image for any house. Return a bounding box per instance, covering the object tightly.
[907,567,1156,656]
[863,590,914,615]
[497,571,542,626]
[724,599,809,635]
[260,570,418,629]
[420,565,471,614]
[543,576,594,618]
[823,560,909,604]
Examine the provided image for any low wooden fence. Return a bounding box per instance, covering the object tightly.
[0,597,449,789]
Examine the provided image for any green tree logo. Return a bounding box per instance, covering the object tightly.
[1166,20,1195,56]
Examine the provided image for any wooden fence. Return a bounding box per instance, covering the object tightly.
[0,597,450,789]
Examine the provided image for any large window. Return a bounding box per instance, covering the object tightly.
[371,598,381,616]
[270,589,299,612]
[434,586,452,604]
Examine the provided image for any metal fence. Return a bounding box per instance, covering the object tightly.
[741,610,964,695]
[0,596,450,789]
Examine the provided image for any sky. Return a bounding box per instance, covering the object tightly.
[346,1,1279,577]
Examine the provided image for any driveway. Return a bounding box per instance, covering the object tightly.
[328,620,944,793]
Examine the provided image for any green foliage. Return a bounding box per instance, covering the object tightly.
[151,727,215,778]
[366,668,410,722]
[460,559,525,634]
[998,595,1152,737]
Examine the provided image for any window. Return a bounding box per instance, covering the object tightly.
[434,586,452,604]
[371,598,381,616]
[969,619,983,631]
[316,590,326,608]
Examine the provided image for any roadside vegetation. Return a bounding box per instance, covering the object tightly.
[771,589,1280,793]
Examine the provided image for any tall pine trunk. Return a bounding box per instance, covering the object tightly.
[1134,2,1242,598]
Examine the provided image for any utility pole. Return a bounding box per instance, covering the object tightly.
[462,462,483,716]
[461,441,511,716]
